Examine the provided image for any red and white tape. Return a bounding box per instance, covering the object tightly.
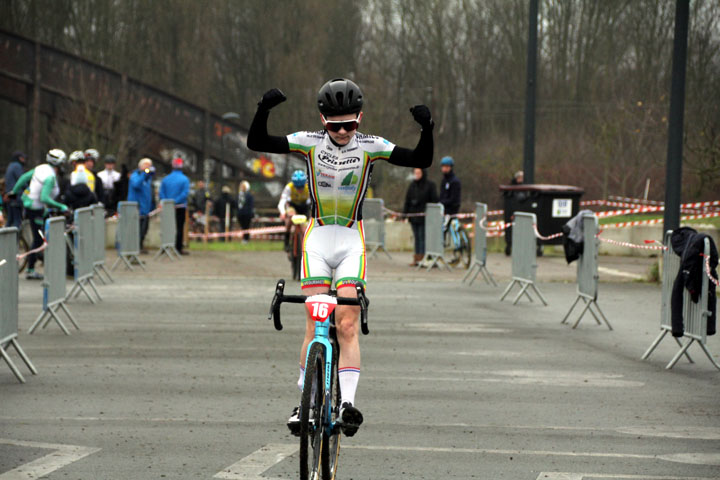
[703,254,719,288]
[596,235,667,251]
[532,223,563,241]
[602,211,720,229]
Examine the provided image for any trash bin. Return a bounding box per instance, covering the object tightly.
[500,184,584,254]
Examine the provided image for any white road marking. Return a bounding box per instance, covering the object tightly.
[404,322,511,333]
[0,438,100,479]
[214,443,297,479]
[214,441,714,479]
[536,473,713,480]
[598,266,645,280]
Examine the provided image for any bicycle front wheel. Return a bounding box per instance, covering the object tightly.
[321,339,341,479]
[17,235,29,273]
[300,343,326,480]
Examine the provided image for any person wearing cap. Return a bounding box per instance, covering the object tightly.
[98,155,122,211]
[159,157,190,254]
[128,157,155,253]
[438,156,461,217]
[247,78,434,438]
[3,150,26,229]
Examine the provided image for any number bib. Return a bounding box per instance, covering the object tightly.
[305,294,337,321]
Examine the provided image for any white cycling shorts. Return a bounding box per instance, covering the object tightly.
[301,218,366,290]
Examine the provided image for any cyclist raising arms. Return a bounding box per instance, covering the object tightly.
[248,78,434,436]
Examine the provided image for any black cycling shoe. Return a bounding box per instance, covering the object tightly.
[287,405,301,437]
[337,402,363,437]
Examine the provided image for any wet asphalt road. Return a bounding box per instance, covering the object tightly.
[1,250,719,479]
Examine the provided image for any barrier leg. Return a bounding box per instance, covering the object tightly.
[28,310,49,334]
[499,280,517,301]
[33,306,71,335]
[97,264,114,283]
[10,338,37,375]
[572,298,594,329]
[463,262,480,284]
[481,266,498,287]
[666,339,694,370]
[529,283,549,306]
[642,330,667,361]
[696,341,720,370]
[58,302,80,330]
[589,301,613,331]
[110,256,123,271]
[131,255,147,271]
[512,282,532,305]
[562,296,581,324]
[87,278,103,302]
[0,342,26,383]
[170,246,182,259]
[93,266,108,285]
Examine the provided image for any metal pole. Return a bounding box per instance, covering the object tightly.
[663,0,689,233]
[522,0,539,185]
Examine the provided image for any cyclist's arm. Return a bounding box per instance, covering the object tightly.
[11,169,34,195]
[277,185,291,216]
[386,126,433,168]
[247,109,290,154]
[40,177,68,211]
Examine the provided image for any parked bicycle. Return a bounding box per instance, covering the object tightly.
[268,279,370,480]
[443,215,471,268]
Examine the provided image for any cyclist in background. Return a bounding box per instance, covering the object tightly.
[278,170,311,250]
[247,78,434,437]
[11,149,69,280]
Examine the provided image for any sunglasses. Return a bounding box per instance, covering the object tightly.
[323,116,359,133]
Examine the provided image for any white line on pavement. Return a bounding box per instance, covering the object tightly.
[536,473,713,480]
[598,266,645,280]
[0,438,100,480]
[213,443,297,480]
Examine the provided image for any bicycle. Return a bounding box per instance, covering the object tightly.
[444,215,472,268]
[288,214,308,281]
[268,279,370,480]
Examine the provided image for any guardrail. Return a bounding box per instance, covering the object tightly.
[92,204,114,283]
[111,201,145,271]
[499,212,548,305]
[362,198,391,260]
[66,206,102,303]
[561,213,612,330]
[463,202,497,286]
[154,200,180,260]
[418,203,451,271]
[29,217,79,335]
[0,227,37,382]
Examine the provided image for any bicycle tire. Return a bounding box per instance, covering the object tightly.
[321,334,341,479]
[17,235,29,273]
[300,343,326,480]
[459,227,472,269]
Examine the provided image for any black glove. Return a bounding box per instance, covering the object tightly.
[258,88,287,111]
[410,105,434,129]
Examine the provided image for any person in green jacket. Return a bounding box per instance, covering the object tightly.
[11,148,69,280]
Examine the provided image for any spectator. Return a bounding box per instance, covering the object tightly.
[64,168,97,210]
[403,168,437,266]
[159,157,190,255]
[191,179,211,215]
[511,170,524,185]
[127,158,155,253]
[112,163,130,211]
[83,148,105,205]
[97,154,121,211]
[237,180,254,243]
[3,150,27,229]
[213,185,238,242]
[438,156,461,216]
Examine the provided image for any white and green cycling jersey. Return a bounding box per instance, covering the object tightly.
[287,130,395,228]
[13,164,66,212]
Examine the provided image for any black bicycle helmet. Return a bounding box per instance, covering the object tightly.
[317,78,363,116]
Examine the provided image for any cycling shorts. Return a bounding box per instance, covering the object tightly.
[301,218,366,290]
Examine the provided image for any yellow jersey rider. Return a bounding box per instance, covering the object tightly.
[278,170,311,220]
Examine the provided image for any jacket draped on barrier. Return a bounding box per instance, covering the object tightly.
[670,227,718,337]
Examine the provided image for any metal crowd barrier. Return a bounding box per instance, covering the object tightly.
[154,199,180,260]
[362,198,391,259]
[418,203,451,271]
[92,204,114,283]
[0,227,37,382]
[66,206,102,303]
[29,217,79,335]
[111,201,145,271]
[561,213,612,330]
[499,212,548,305]
[642,231,719,370]
[463,202,497,286]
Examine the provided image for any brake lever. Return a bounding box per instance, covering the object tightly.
[355,285,370,335]
[268,279,285,331]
